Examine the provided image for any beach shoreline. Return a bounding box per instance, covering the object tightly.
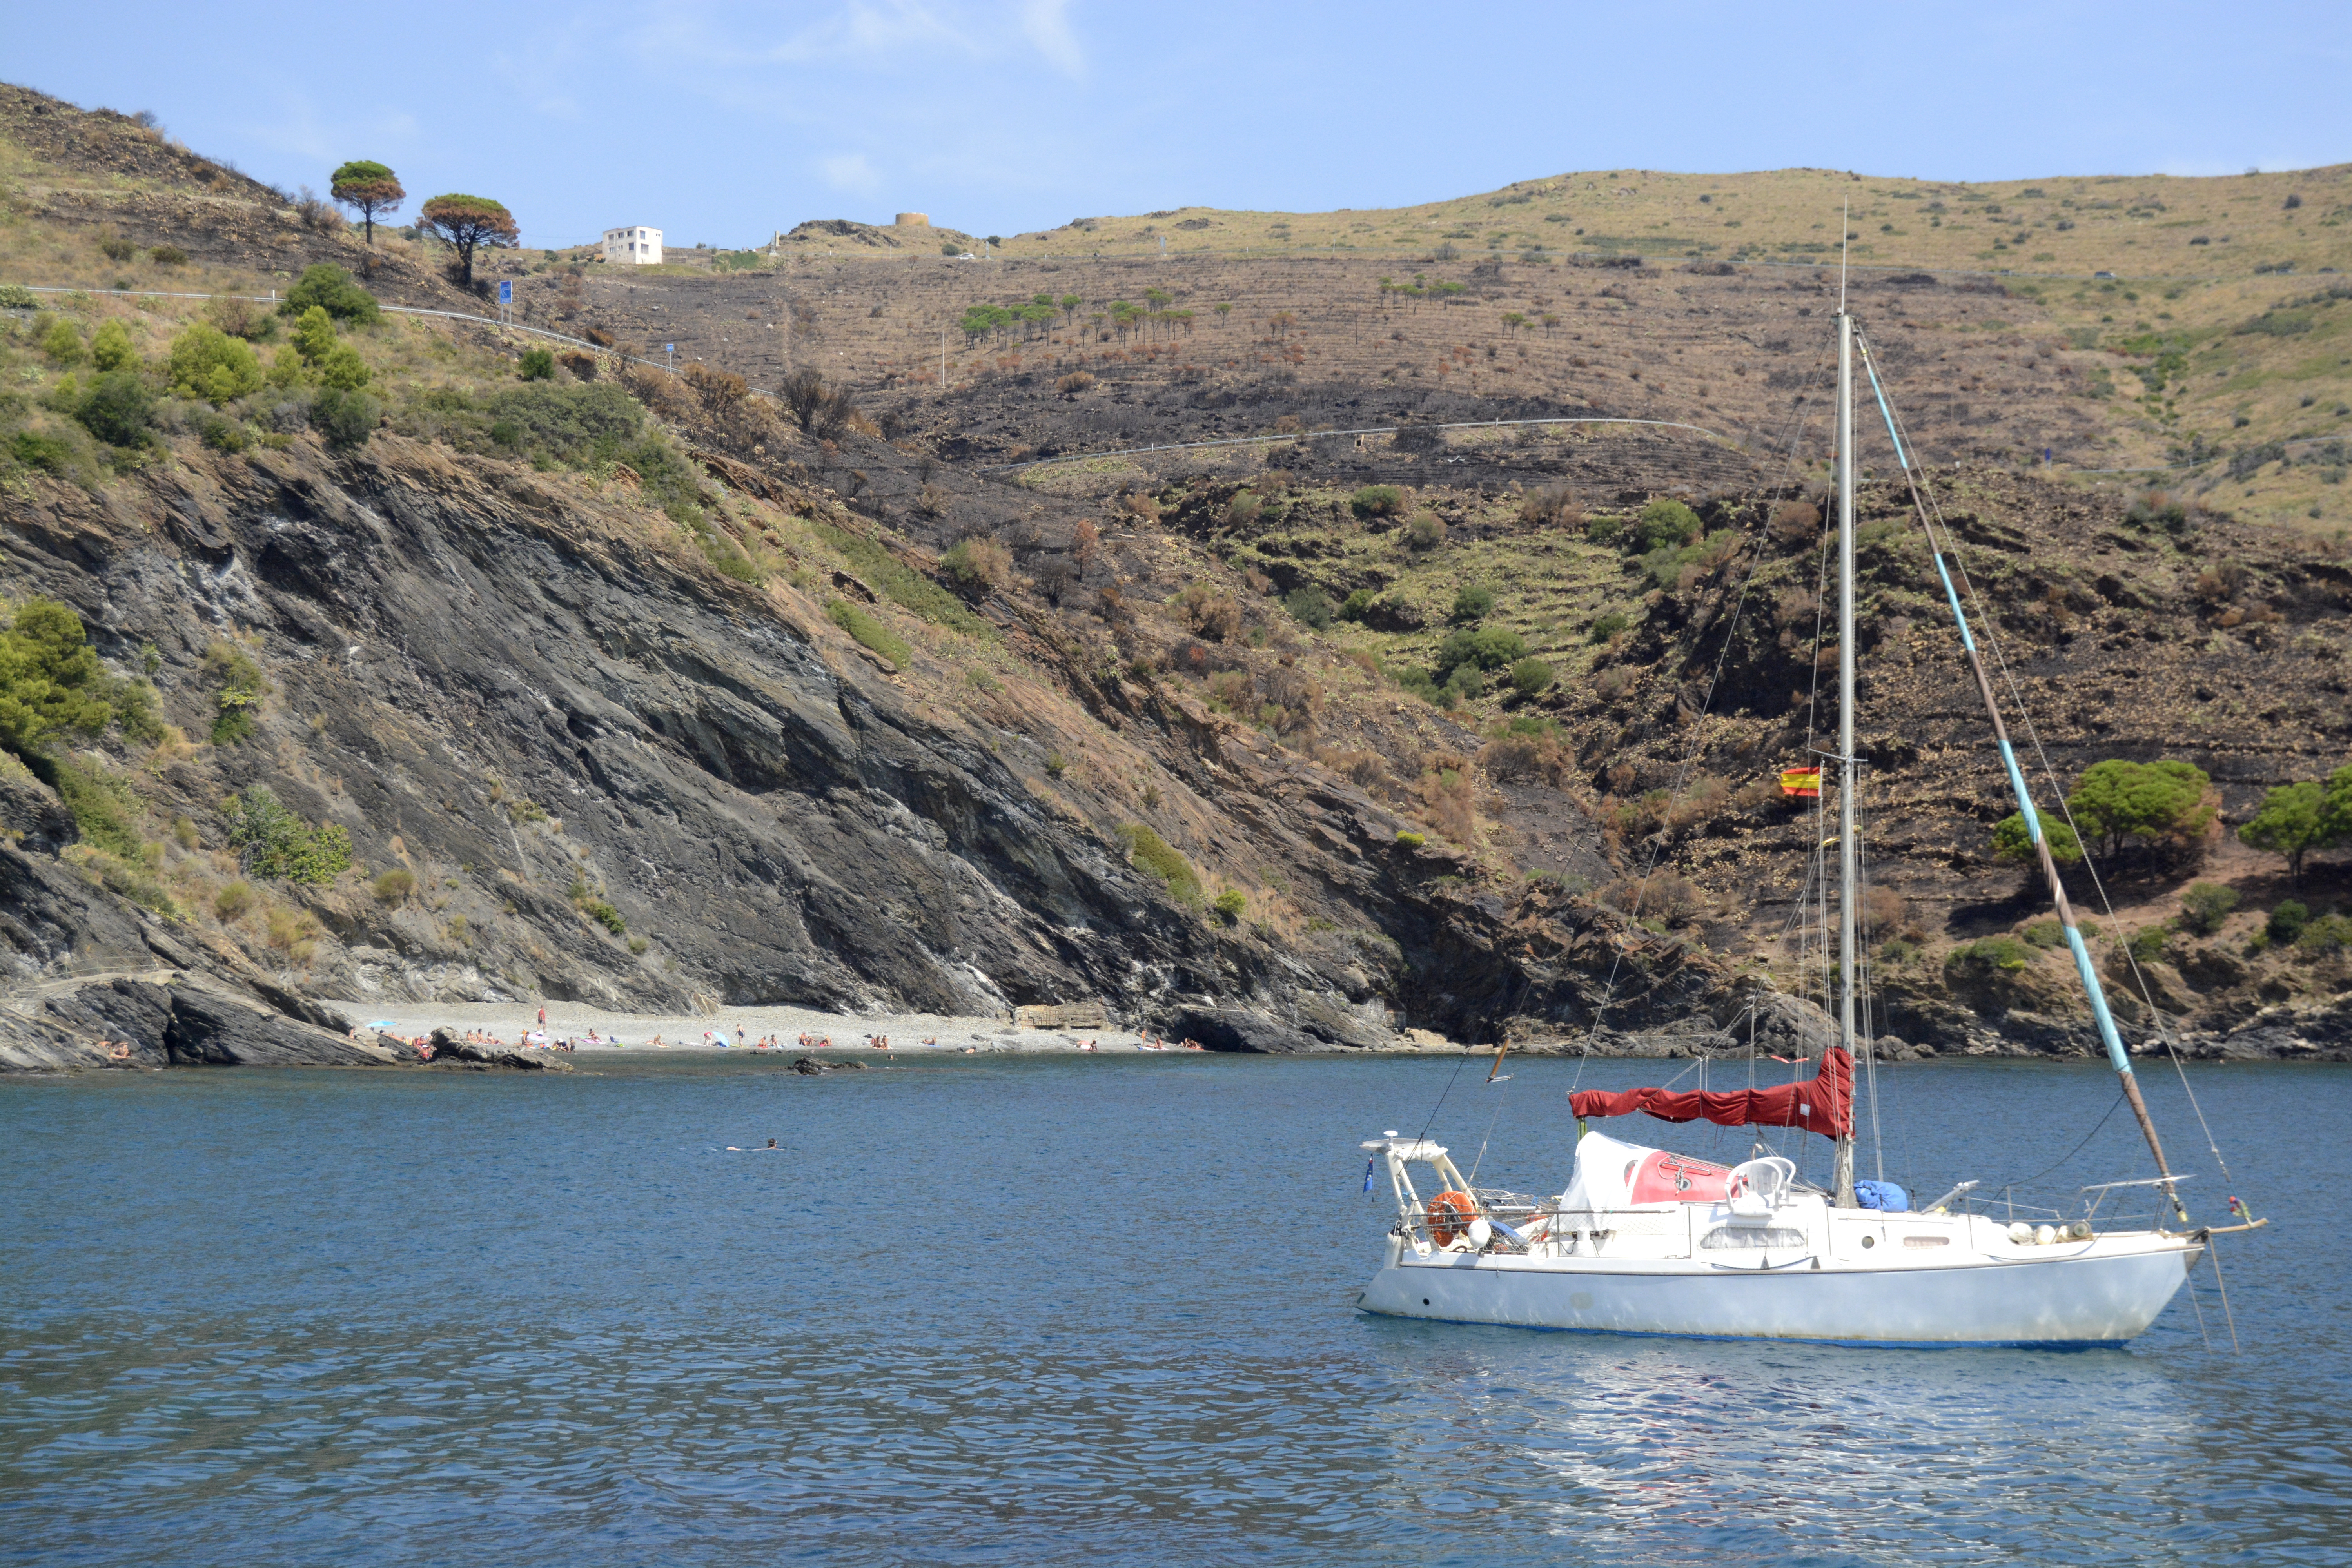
[331,1000,1201,1055]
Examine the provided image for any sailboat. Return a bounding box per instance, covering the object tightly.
[1356,301,2262,1347]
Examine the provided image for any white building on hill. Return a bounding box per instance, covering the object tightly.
[601,225,663,265]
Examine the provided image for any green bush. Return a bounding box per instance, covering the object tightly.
[1434,625,1528,682]
[1340,588,1375,622]
[40,318,85,364]
[1507,657,1554,697]
[1283,586,1336,629]
[0,599,152,768]
[89,319,136,372]
[518,347,555,381]
[372,867,415,905]
[1630,498,1703,553]
[2268,900,2310,943]
[0,283,34,309]
[10,430,72,475]
[2021,918,2067,948]
[1403,511,1446,549]
[1116,822,1202,905]
[1585,513,1624,545]
[213,880,256,921]
[279,263,381,325]
[826,599,910,668]
[1588,608,1632,643]
[1395,830,1426,849]
[201,639,267,744]
[223,787,352,884]
[75,371,154,446]
[165,323,264,404]
[1212,889,1246,923]
[1991,811,2085,866]
[51,761,140,857]
[584,898,626,935]
[1945,935,2035,975]
[1350,484,1404,518]
[310,388,380,451]
[1450,585,1494,622]
[2126,923,2171,964]
[2297,913,2352,953]
[2178,881,2240,936]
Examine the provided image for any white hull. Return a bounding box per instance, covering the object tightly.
[1358,1235,2201,1348]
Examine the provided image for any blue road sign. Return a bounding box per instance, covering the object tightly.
[665,343,674,353]
[498,280,513,305]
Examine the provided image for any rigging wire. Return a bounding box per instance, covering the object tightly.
[1562,361,1835,1096]
[1853,326,2239,1194]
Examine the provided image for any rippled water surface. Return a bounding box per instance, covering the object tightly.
[3,1053,2344,1565]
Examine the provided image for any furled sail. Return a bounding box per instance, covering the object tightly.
[1568,1046,1853,1140]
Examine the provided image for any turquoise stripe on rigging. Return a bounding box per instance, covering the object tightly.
[1862,352,1910,471]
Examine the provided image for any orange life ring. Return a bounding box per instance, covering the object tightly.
[1426,1189,1477,1246]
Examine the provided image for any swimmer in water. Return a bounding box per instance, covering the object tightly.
[725,1139,782,1151]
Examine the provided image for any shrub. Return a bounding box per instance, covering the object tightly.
[1630,498,1703,553]
[1946,935,2036,976]
[0,599,142,764]
[1178,584,1243,642]
[2125,490,2190,533]
[212,880,256,922]
[814,523,989,638]
[11,430,72,475]
[89,319,136,372]
[1283,586,1336,630]
[223,787,352,884]
[41,318,85,364]
[310,388,381,450]
[1585,513,1625,544]
[585,898,626,935]
[166,323,264,404]
[149,244,188,267]
[279,263,381,325]
[1045,751,1068,779]
[2021,918,2067,948]
[942,536,1012,590]
[1769,499,1821,544]
[1339,588,1375,622]
[518,347,555,381]
[826,599,910,668]
[1212,889,1246,923]
[0,283,36,309]
[1450,585,1494,622]
[201,639,268,744]
[1520,484,1580,527]
[2297,914,2352,953]
[75,372,154,446]
[1395,830,1426,849]
[1991,811,2085,866]
[1055,371,1096,396]
[2267,900,2310,943]
[1507,657,1554,698]
[1434,626,1528,682]
[373,867,416,905]
[2178,881,2239,936]
[1588,608,1632,643]
[2126,923,2171,964]
[1350,485,1405,518]
[1116,822,1202,905]
[1403,511,1446,549]
[1223,490,1261,528]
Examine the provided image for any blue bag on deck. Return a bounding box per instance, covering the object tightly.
[1855,1180,1909,1212]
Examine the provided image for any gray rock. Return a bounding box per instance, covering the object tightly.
[164,984,397,1067]
[0,757,75,853]
[1169,1005,1324,1054]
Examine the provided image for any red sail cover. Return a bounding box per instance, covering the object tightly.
[1569,1046,1853,1141]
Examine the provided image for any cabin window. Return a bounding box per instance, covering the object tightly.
[1700,1227,1807,1250]
[1901,1234,1951,1249]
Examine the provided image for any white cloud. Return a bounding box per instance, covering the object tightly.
[820,152,883,194]
[1019,0,1084,78]
[763,2,976,65]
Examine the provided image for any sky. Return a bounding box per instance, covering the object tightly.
[4,2,2346,249]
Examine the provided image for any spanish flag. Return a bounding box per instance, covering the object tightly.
[1780,765,1822,798]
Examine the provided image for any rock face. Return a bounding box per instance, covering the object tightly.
[0,973,393,1072]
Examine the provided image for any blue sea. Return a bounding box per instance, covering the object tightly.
[2,1052,2342,1565]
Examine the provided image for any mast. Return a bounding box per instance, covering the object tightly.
[1832,310,1858,1210]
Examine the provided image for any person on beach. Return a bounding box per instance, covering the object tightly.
[538,1007,547,1028]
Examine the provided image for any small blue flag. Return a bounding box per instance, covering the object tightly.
[1362,1156,1376,1194]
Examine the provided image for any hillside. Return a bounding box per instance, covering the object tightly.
[0,82,2347,1069]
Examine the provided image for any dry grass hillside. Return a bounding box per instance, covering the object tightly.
[1,79,2347,1062]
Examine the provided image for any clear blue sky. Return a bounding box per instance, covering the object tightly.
[6,2,2344,248]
